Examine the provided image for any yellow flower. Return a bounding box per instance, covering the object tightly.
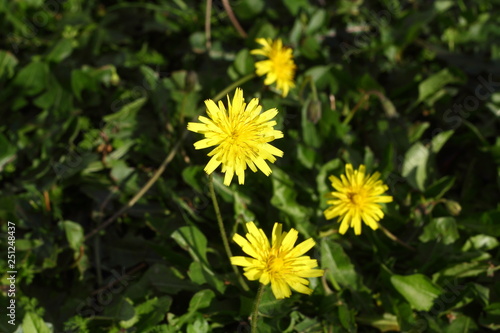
[187,88,283,186]
[230,222,324,299]
[251,38,296,97]
[324,164,393,235]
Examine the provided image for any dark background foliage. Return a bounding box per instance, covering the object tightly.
[1,0,499,332]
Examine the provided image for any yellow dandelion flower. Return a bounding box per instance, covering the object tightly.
[251,38,296,97]
[324,164,393,235]
[187,88,283,186]
[230,222,324,299]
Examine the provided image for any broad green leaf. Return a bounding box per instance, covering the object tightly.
[103,297,136,326]
[408,122,430,143]
[479,303,500,330]
[104,97,147,123]
[437,261,492,278]
[0,50,18,79]
[187,315,209,333]
[462,234,499,252]
[188,289,215,312]
[13,60,49,95]
[71,69,96,101]
[307,9,327,34]
[47,38,73,62]
[420,217,459,245]
[60,220,84,251]
[402,142,429,191]
[187,261,225,293]
[21,312,52,333]
[431,130,454,153]
[297,143,316,169]
[182,166,205,193]
[338,303,356,331]
[443,314,478,333]
[391,274,442,311]
[233,49,254,76]
[0,133,16,172]
[258,286,292,317]
[357,313,400,332]
[283,0,309,15]
[234,0,264,19]
[128,263,196,297]
[321,238,360,291]
[418,68,463,103]
[171,226,208,264]
[134,296,172,331]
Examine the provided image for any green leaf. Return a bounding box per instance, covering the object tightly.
[71,69,96,101]
[0,50,19,79]
[462,234,499,252]
[408,122,430,143]
[0,133,16,172]
[103,297,136,325]
[234,0,264,19]
[282,0,309,15]
[188,289,215,312]
[104,97,148,123]
[187,261,226,293]
[307,9,327,34]
[443,314,478,333]
[418,69,463,103]
[321,238,360,291]
[391,274,442,311]
[13,60,49,95]
[420,217,459,245]
[171,226,208,264]
[47,38,73,63]
[402,142,429,191]
[437,262,492,278]
[21,312,52,333]
[60,220,84,251]
[233,49,254,76]
[357,313,400,332]
[431,130,454,153]
[135,296,172,331]
[297,143,316,169]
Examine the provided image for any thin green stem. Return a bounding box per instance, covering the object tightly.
[342,93,369,126]
[378,223,416,251]
[251,283,265,333]
[212,73,256,102]
[208,175,250,291]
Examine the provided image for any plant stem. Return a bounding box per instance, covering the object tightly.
[221,0,247,38]
[377,223,416,251]
[342,93,369,126]
[251,283,265,333]
[212,73,256,102]
[208,175,250,291]
[205,0,212,49]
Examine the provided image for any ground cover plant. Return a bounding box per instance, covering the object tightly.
[1,0,500,332]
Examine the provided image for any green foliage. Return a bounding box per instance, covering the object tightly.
[1,0,499,332]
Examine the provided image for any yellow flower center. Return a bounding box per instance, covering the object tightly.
[266,249,287,277]
[347,190,366,207]
[270,52,292,80]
